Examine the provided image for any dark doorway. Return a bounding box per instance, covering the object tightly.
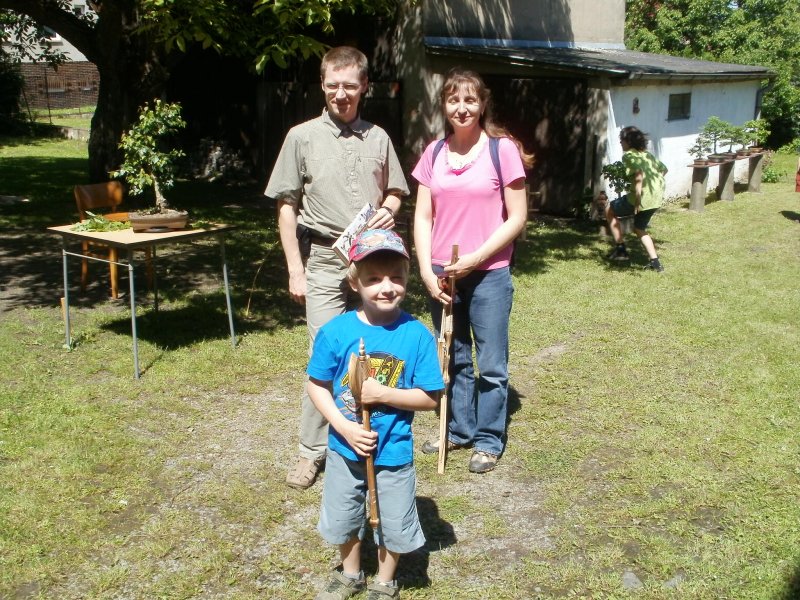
[484,76,588,216]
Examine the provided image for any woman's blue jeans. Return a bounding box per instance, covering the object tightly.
[431,267,513,457]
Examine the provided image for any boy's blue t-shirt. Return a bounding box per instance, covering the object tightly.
[307,310,444,466]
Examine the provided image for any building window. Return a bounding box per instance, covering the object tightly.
[668,93,691,120]
[39,26,63,43]
[47,76,66,93]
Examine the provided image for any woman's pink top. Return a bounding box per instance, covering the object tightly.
[412,136,526,270]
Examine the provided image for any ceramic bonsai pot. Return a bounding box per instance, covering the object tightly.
[130,209,189,232]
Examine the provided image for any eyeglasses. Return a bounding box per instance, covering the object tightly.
[323,82,362,94]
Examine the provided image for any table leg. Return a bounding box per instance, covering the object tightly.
[748,153,764,193]
[689,166,709,212]
[128,249,140,379]
[219,234,237,347]
[61,243,72,349]
[717,162,735,201]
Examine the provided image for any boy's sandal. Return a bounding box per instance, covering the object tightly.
[420,438,469,455]
[315,570,365,600]
[286,455,325,490]
[366,580,399,599]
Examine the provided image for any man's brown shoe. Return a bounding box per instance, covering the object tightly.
[286,455,325,490]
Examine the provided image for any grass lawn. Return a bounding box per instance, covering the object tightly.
[1,134,799,599]
[31,106,94,130]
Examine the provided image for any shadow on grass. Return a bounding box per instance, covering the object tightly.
[358,495,454,592]
[98,288,304,351]
[0,156,88,228]
[513,217,594,275]
[508,385,523,417]
[781,210,800,223]
[781,564,800,599]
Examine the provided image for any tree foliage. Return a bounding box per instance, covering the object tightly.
[137,0,399,72]
[625,0,800,145]
[0,0,400,180]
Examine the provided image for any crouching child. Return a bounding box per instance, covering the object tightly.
[307,229,444,600]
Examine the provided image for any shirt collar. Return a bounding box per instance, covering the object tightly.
[321,108,369,139]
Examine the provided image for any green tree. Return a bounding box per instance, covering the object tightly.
[0,0,399,181]
[625,0,800,146]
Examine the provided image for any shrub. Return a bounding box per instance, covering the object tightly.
[761,151,785,183]
[601,161,628,198]
[776,139,800,155]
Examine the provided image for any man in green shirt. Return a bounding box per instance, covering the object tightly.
[265,46,409,490]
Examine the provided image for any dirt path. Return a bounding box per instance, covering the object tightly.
[34,378,556,599]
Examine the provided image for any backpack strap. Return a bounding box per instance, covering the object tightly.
[431,138,446,169]
[432,136,504,201]
[489,136,504,202]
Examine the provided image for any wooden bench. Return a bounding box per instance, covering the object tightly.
[688,152,765,212]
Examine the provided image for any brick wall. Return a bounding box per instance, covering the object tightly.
[19,62,99,111]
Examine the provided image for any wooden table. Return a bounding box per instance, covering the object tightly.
[48,224,237,378]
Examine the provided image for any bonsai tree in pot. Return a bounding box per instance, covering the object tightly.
[688,135,713,164]
[111,100,188,232]
[729,125,753,155]
[722,124,747,154]
[743,118,770,151]
[700,116,734,159]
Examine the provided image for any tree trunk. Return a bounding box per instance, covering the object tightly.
[85,2,170,182]
[153,178,170,211]
[88,58,169,182]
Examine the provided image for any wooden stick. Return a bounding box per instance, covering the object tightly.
[348,338,380,528]
[437,245,458,474]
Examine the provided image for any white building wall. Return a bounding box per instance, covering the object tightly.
[3,0,89,62]
[602,80,762,199]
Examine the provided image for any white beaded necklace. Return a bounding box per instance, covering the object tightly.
[447,132,487,171]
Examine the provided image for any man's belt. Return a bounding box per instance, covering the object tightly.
[310,234,336,247]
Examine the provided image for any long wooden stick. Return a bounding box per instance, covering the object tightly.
[348,338,379,528]
[437,245,458,474]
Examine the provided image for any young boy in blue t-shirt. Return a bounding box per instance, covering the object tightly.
[307,229,444,600]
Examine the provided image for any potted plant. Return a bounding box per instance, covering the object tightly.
[700,116,733,161]
[743,118,770,152]
[729,125,752,156]
[111,100,188,232]
[688,135,712,165]
[601,161,628,199]
[723,124,747,155]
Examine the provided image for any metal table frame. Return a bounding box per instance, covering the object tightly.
[48,224,237,378]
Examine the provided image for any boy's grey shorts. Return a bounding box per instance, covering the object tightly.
[318,450,426,554]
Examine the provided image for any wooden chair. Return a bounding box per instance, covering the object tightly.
[73,182,151,298]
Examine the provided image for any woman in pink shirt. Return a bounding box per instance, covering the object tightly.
[412,68,533,474]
